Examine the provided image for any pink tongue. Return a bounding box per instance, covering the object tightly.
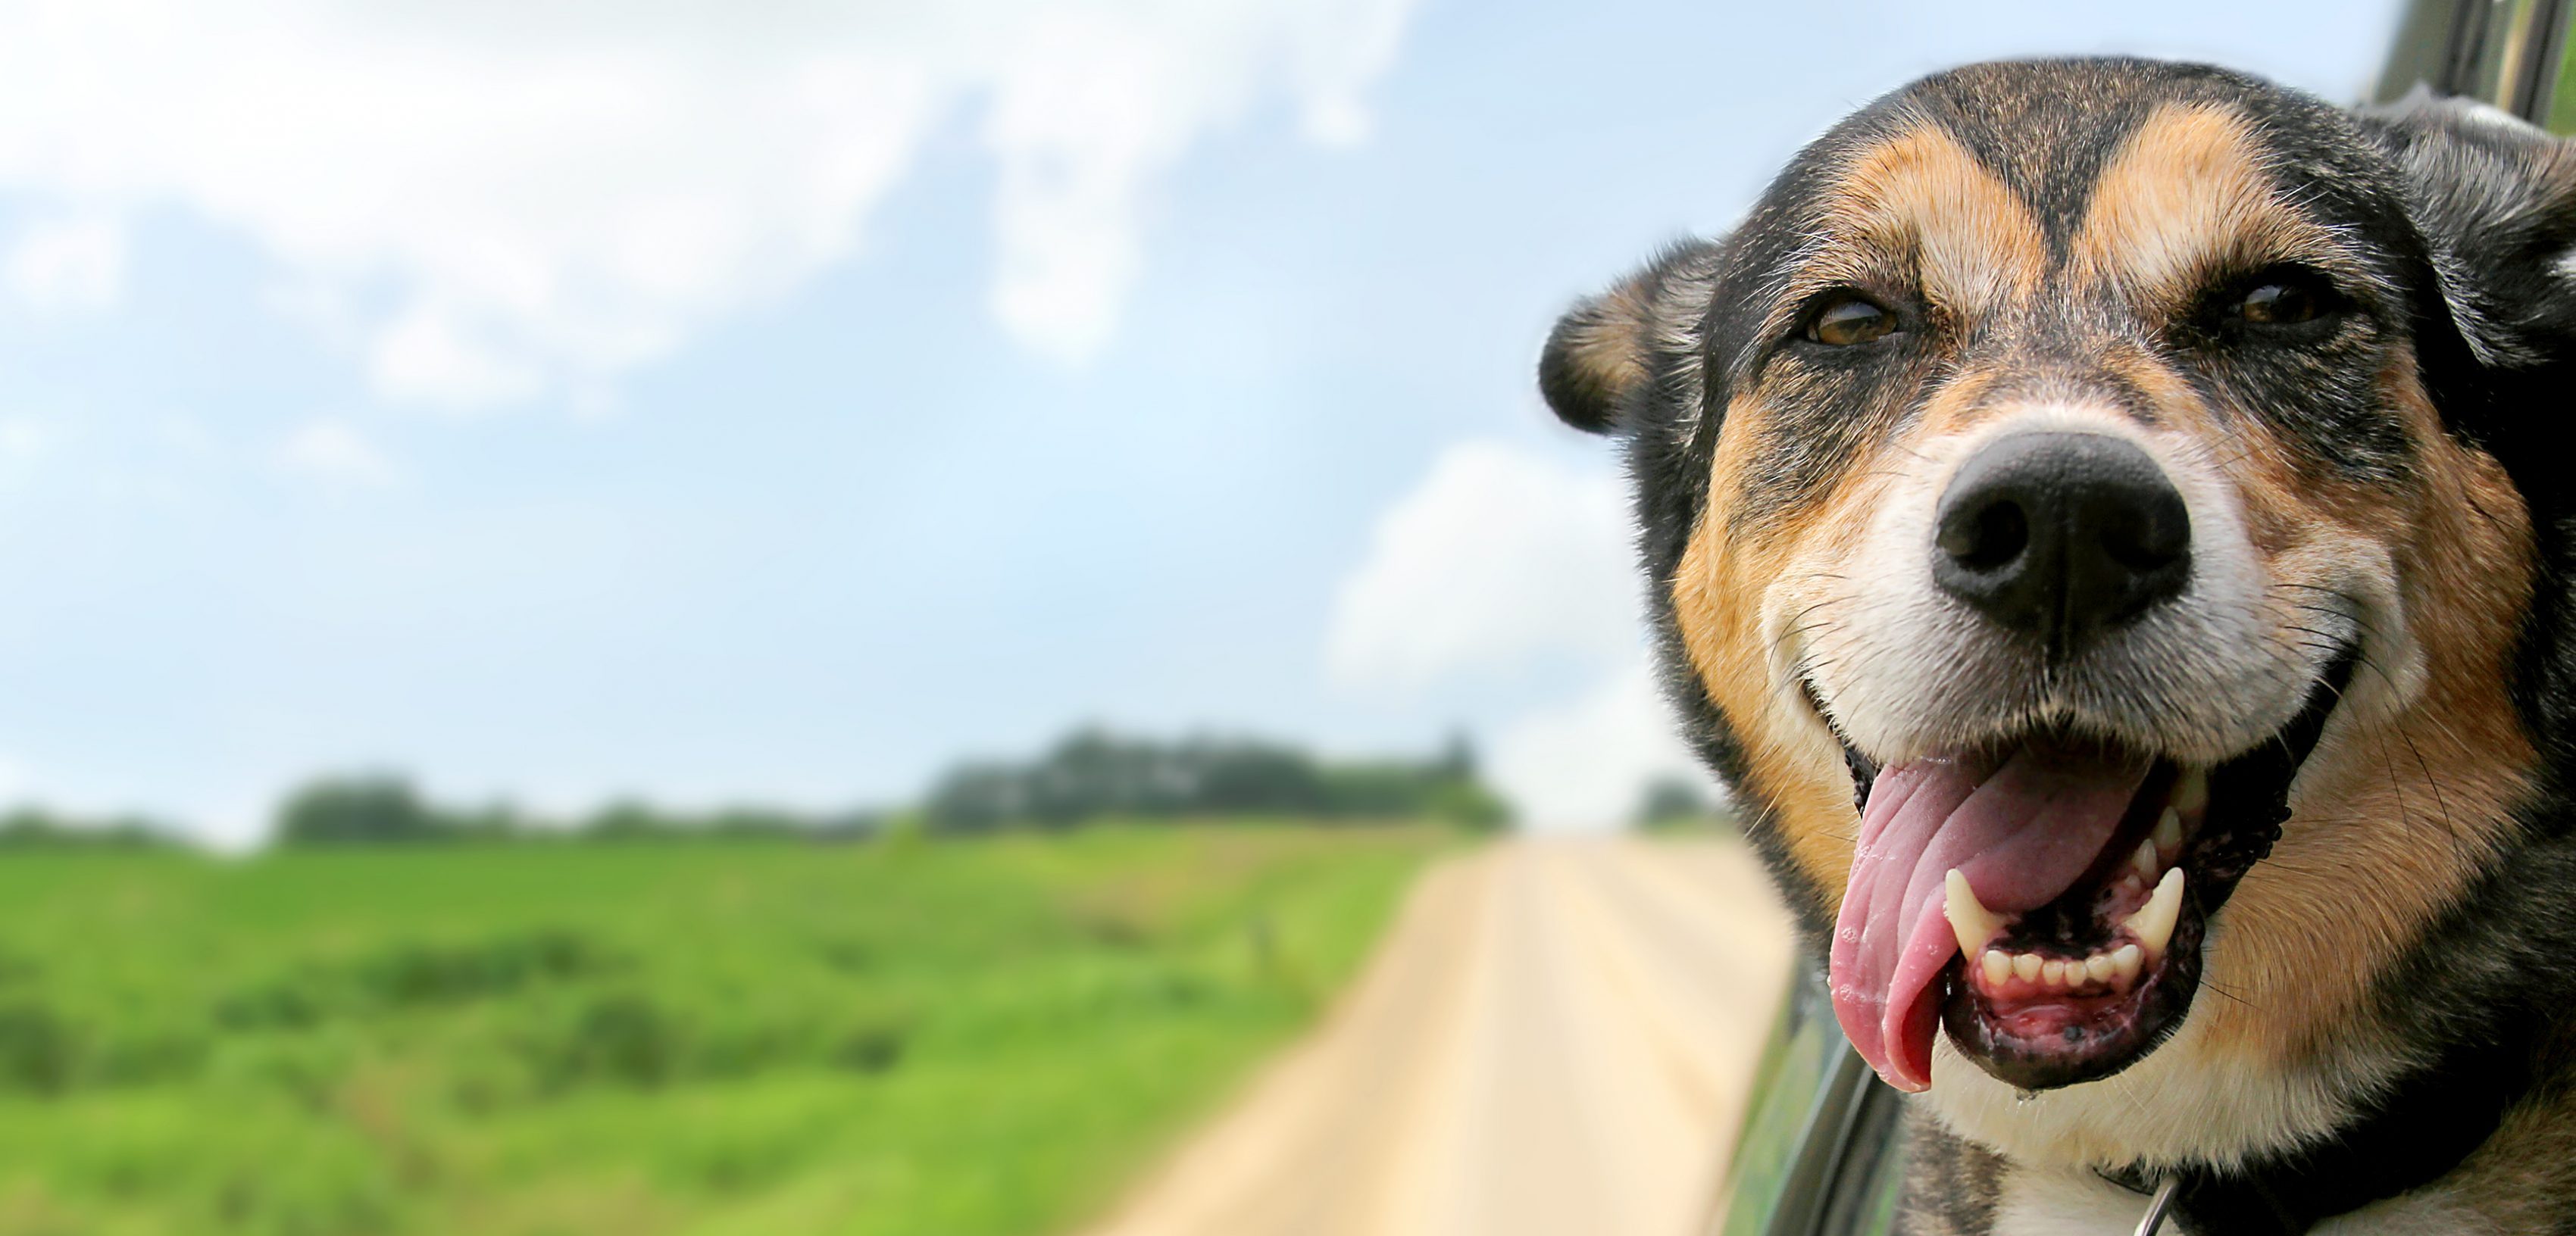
[1827,744,2149,1091]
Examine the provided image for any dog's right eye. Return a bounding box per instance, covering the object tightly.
[2212,265,2348,339]
[1803,294,1898,346]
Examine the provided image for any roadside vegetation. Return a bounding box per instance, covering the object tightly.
[0,825,1456,1235]
[0,727,1486,1235]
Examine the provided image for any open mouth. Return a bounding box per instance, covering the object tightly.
[1819,649,2356,1093]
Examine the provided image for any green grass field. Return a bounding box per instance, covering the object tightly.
[0,825,1457,1236]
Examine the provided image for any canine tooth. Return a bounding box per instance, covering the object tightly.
[2041,959,2067,988]
[2123,868,2187,960]
[2112,944,2143,982]
[2013,953,2043,982]
[2086,954,2117,984]
[2131,839,2159,879]
[2153,807,2184,856]
[2173,766,2209,815]
[1944,869,2005,957]
[1982,950,2012,986]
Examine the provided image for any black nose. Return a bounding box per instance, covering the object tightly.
[1932,431,2191,653]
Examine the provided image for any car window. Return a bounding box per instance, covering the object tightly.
[1713,967,1903,1236]
[2377,0,2576,135]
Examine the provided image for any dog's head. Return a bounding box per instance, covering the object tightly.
[1546,58,2574,1166]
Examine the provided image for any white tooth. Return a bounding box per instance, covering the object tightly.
[2131,839,2159,880]
[2086,954,2117,984]
[2173,766,2209,815]
[2013,952,2043,982]
[2123,867,2187,960]
[2153,807,2184,856]
[1944,868,2005,957]
[2041,959,2067,988]
[2112,944,2143,983]
[1982,950,2012,986]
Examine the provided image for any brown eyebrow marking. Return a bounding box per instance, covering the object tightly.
[1789,120,2048,332]
[2069,101,2352,313]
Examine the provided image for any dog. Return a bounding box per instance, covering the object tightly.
[1540,58,2576,1234]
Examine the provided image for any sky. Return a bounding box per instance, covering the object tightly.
[0,0,2405,844]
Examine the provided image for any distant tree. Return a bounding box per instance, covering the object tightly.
[1190,738,1327,815]
[572,800,878,844]
[274,776,445,846]
[920,762,1027,833]
[921,727,1510,832]
[1634,775,1730,833]
[582,801,671,841]
[1421,776,1511,830]
[803,809,883,842]
[1434,729,1477,779]
[0,808,176,849]
[705,807,808,840]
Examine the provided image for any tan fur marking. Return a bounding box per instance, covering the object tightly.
[1558,279,1656,406]
[1674,393,1866,892]
[2072,102,2353,309]
[1680,378,2065,910]
[1802,123,2046,332]
[2198,364,2534,1065]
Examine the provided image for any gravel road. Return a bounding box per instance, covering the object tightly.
[1079,836,1797,1236]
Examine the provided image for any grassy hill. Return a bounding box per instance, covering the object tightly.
[0,824,1455,1236]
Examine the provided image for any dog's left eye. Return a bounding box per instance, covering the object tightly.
[2227,270,2345,331]
[1803,294,1898,346]
[2240,282,2320,323]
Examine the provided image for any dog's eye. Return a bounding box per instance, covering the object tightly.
[1804,295,1897,346]
[2240,282,2319,324]
[2228,270,2343,331]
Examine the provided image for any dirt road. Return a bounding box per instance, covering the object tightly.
[1079,837,1798,1236]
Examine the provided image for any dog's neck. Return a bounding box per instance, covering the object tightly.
[2092,1017,2533,1233]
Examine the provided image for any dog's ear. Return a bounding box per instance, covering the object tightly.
[2365,91,2576,372]
[1540,239,1721,434]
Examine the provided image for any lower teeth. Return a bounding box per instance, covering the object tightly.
[1974,941,2145,993]
[1943,860,2190,999]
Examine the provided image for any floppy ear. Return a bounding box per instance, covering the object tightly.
[2364,90,2576,372]
[1539,239,1722,435]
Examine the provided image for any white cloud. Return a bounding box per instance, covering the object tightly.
[0,0,1418,406]
[1328,439,1709,830]
[277,419,398,489]
[1327,439,1639,688]
[5,214,123,313]
[1488,657,1708,832]
[977,0,1409,357]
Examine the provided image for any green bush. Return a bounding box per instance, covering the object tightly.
[349,931,623,1010]
[0,1000,76,1094]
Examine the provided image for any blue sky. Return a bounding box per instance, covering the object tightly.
[0,0,2401,844]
